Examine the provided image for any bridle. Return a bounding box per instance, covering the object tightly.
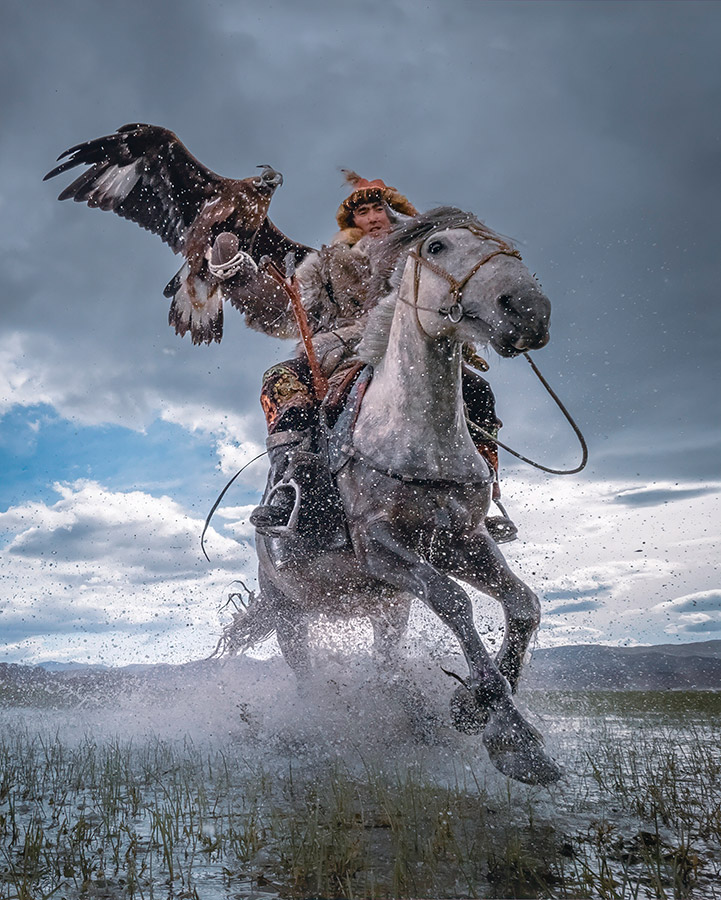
[397,226,589,476]
[400,227,523,329]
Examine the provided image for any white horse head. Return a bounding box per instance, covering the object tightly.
[360,207,551,364]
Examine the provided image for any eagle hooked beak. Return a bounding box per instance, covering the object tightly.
[256,165,283,191]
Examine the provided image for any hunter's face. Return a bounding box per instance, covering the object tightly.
[352,201,391,237]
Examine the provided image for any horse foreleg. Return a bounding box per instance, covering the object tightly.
[355,520,510,709]
[356,521,560,785]
[438,533,540,693]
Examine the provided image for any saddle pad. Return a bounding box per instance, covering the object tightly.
[327,365,373,475]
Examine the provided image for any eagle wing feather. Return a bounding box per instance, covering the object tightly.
[45,123,226,254]
[45,124,316,344]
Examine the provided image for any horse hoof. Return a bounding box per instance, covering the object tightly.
[485,741,562,786]
[483,705,562,786]
[450,684,489,734]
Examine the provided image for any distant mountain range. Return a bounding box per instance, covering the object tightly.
[525,640,721,690]
[2,640,721,706]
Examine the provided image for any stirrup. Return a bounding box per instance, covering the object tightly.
[250,479,301,537]
[486,498,518,544]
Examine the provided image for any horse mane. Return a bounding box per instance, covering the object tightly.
[358,207,515,364]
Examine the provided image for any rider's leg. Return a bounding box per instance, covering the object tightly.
[250,358,319,533]
[461,365,517,543]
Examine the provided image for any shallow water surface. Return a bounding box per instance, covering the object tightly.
[1,657,719,898]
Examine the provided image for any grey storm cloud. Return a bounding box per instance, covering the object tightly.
[1,482,245,582]
[662,592,721,615]
[613,486,720,508]
[678,620,721,635]
[2,0,720,480]
[0,605,127,642]
[544,586,607,602]
[547,600,603,616]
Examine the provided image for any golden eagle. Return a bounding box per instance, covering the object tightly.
[44,123,312,344]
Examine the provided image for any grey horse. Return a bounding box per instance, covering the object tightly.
[223,208,560,786]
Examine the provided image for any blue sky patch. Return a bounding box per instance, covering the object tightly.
[0,404,255,514]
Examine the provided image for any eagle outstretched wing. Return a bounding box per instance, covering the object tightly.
[250,217,311,270]
[44,123,226,254]
[44,124,314,344]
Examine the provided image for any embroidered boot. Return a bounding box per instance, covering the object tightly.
[250,430,317,535]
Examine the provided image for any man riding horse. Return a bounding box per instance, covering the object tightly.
[247,172,518,543]
[46,129,564,784]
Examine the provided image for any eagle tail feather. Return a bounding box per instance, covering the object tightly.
[167,266,223,345]
[163,265,184,299]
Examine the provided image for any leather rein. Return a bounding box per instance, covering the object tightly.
[407,244,522,326]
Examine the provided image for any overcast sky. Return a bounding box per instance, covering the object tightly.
[1,0,719,665]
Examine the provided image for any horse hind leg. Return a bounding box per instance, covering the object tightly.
[258,568,312,683]
[369,591,444,743]
[369,591,412,670]
[275,607,312,683]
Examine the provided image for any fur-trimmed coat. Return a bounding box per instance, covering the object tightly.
[237,228,387,376]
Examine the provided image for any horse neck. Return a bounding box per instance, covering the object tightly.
[354,266,489,481]
[379,298,464,431]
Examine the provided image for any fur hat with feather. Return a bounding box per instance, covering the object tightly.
[335,170,417,231]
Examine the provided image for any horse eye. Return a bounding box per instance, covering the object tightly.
[427,240,444,255]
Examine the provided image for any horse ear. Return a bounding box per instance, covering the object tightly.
[385,203,414,225]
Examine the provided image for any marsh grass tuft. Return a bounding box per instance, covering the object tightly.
[0,690,719,898]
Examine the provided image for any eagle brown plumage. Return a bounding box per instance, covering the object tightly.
[44,123,313,344]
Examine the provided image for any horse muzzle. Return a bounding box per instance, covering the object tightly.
[490,290,551,356]
[513,328,550,351]
[491,326,549,357]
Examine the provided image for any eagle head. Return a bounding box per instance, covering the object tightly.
[253,165,283,195]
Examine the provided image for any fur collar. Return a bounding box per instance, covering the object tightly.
[330,227,364,247]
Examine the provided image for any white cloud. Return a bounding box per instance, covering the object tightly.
[497,473,721,648]
[650,589,721,637]
[1,472,719,666]
[0,480,256,665]
[215,504,259,540]
[160,402,266,480]
[0,333,55,414]
[652,589,721,615]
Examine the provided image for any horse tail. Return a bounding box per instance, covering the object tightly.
[209,593,277,659]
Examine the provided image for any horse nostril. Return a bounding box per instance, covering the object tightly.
[497,294,514,311]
